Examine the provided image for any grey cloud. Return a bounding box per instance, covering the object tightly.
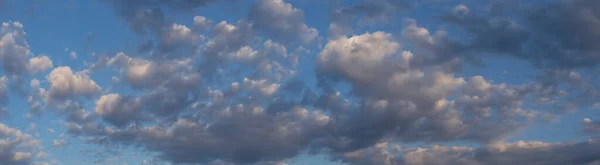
[100,0,219,57]
[312,32,545,154]
[108,52,201,90]
[437,0,600,69]
[331,0,413,23]
[0,76,8,106]
[0,123,41,165]
[94,94,143,127]
[199,20,255,79]
[248,0,319,45]
[583,118,600,134]
[32,1,600,165]
[66,105,330,164]
[0,22,30,77]
[336,139,600,165]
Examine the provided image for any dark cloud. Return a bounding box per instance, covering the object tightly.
[437,0,600,69]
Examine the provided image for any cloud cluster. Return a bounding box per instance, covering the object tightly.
[0,123,42,165]
[248,0,319,44]
[3,0,600,164]
[336,139,600,165]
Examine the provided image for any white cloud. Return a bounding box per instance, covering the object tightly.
[46,66,101,101]
[28,56,53,75]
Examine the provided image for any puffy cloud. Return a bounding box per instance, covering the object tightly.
[108,52,200,90]
[28,56,53,75]
[200,20,255,78]
[94,94,142,127]
[313,31,547,154]
[0,22,30,77]
[248,0,319,44]
[66,104,330,164]
[193,16,213,31]
[156,23,204,53]
[243,78,281,97]
[46,66,102,102]
[17,1,600,165]
[0,123,42,165]
[100,0,219,56]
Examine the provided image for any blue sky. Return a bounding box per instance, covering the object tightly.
[1,0,600,165]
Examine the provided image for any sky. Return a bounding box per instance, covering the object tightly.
[0,0,600,165]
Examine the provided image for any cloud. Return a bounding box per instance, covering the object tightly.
[0,76,8,105]
[193,16,213,31]
[94,94,142,127]
[336,139,600,165]
[9,1,600,165]
[100,0,220,57]
[248,0,319,44]
[66,105,330,164]
[583,118,600,134]
[52,139,68,148]
[312,30,552,154]
[0,22,30,77]
[64,25,554,165]
[437,1,600,69]
[330,0,413,26]
[46,66,101,102]
[0,123,42,165]
[107,52,201,90]
[28,56,53,75]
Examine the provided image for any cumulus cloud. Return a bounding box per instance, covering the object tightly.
[66,105,330,164]
[0,123,42,165]
[94,94,142,127]
[7,1,600,165]
[0,22,30,77]
[193,16,213,31]
[100,0,218,57]
[437,0,600,69]
[108,52,200,90]
[46,66,101,102]
[28,56,53,75]
[248,0,319,44]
